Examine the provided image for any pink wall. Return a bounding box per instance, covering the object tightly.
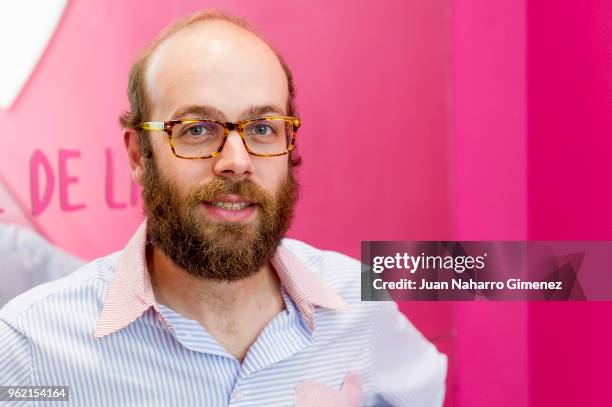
[0,1,457,404]
[527,1,612,406]
[452,0,612,405]
[451,0,528,406]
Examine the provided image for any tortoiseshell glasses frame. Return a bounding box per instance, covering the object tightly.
[138,116,301,160]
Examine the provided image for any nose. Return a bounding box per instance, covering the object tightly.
[212,131,254,181]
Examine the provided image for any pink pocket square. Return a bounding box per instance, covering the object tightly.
[294,371,362,407]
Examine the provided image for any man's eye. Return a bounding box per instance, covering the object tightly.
[253,123,274,136]
[179,123,218,139]
[187,125,207,136]
[254,124,269,134]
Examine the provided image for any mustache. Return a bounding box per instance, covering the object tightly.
[187,177,273,207]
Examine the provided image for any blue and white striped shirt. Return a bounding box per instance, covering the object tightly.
[0,222,447,406]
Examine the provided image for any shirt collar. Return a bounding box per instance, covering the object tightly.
[94,221,349,338]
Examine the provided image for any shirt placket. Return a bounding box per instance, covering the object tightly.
[227,291,313,406]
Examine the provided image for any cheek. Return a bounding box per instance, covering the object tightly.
[253,158,289,194]
[150,134,175,164]
[152,142,216,196]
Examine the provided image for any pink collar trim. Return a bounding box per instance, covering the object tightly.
[94,221,349,338]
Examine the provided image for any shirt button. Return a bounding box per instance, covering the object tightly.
[232,389,243,401]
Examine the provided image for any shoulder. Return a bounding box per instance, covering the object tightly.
[0,252,121,331]
[281,238,361,271]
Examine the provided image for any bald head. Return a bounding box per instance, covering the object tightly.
[120,10,296,129]
[145,20,289,123]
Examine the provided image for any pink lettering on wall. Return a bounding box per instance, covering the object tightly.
[105,147,141,209]
[105,148,127,209]
[58,149,86,212]
[9,148,141,217]
[30,149,55,216]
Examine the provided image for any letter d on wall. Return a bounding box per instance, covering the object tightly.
[30,150,54,216]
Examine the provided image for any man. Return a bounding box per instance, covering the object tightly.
[0,10,446,406]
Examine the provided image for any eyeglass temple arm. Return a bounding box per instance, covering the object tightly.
[139,122,165,131]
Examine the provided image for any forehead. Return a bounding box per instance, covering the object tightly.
[145,20,289,120]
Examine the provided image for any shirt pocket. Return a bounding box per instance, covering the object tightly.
[294,371,362,407]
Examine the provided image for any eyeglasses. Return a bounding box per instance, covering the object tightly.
[138,116,301,159]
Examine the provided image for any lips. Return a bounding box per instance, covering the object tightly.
[204,194,256,211]
[202,194,258,222]
[208,201,253,211]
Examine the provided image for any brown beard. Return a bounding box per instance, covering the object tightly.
[142,157,298,281]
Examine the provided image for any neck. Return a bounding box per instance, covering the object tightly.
[147,244,284,360]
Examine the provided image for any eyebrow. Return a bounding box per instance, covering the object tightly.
[240,104,285,119]
[170,105,226,120]
[169,104,285,121]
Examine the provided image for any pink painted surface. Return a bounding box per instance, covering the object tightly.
[527,0,612,406]
[452,1,528,406]
[0,0,456,404]
[452,0,612,405]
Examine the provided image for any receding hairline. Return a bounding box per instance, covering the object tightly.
[145,12,272,69]
[146,15,272,71]
[143,12,286,104]
[145,18,288,101]
[120,9,296,129]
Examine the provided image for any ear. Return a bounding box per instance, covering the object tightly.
[123,128,145,186]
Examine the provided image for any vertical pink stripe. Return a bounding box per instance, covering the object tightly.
[527,1,612,406]
[452,0,528,406]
